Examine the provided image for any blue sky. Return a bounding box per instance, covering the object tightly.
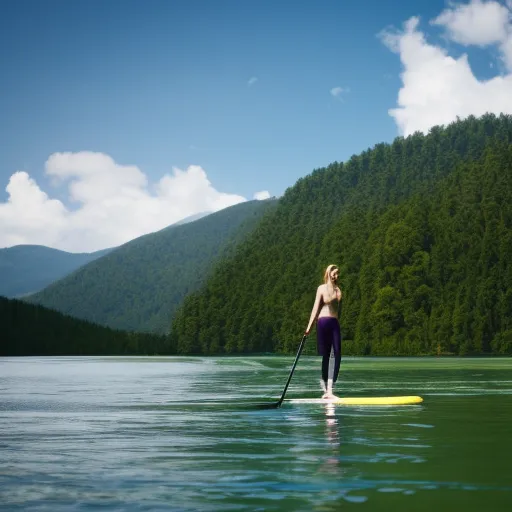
[1,0,512,251]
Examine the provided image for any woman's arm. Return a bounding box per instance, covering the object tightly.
[305,286,323,335]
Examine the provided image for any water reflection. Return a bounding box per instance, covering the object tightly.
[317,401,433,505]
[320,402,341,476]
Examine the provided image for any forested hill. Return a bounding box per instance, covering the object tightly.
[1,296,168,356]
[27,199,277,333]
[171,114,512,356]
[0,212,210,299]
[0,245,112,298]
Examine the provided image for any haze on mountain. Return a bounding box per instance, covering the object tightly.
[0,245,112,298]
[27,199,276,333]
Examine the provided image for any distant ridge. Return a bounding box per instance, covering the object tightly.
[0,245,113,298]
[28,199,277,333]
[0,210,212,299]
[173,211,212,226]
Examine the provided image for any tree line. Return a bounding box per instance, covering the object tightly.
[1,296,170,356]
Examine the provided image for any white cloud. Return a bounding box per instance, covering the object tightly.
[431,0,512,71]
[247,76,258,87]
[380,13,512,137]
[0,152,254,252]
[0,172,68,248]
[501,28,512,69]
[253,190,270,200]
[330,86,347,98]
[431,0,510,46]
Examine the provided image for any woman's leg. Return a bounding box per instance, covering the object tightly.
[332,321,342,383]
[317,318,333,393]
[321,354,331,383]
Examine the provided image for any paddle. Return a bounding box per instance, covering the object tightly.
[256,334,308,409]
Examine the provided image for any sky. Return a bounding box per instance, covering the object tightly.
[1,0,512,252]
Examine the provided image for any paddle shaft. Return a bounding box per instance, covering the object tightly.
[276,334,308,407]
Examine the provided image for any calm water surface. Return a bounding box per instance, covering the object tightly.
[1,356,511,511]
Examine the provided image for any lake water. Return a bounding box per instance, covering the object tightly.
[1,356,511,511]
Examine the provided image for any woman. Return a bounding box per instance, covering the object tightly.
[305,264,342,399]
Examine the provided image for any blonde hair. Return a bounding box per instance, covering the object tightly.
[323,264,342,298]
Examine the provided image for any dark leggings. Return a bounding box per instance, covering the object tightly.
[317,317,341,383]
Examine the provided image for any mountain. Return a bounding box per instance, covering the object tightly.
[1,296,168,356]
[0,212,213,299]
[27,199,277,333]
[173,211,212,225]
[0,245,112,298]
[170,114,512,356]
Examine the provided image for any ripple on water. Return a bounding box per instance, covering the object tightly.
[1,356,512,511]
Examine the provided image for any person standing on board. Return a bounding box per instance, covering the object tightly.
[305,264,342,399]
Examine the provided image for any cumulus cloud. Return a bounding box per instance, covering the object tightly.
[0,152,259,252]
[380,5,512,136]
[247,76,258,87]
[432,0,512,70]
[431,0,511,46]
[253,190,270,200]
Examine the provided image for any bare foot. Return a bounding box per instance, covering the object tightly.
[322,392,339,400]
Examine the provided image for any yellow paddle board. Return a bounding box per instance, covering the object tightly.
[286,396,423,405]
